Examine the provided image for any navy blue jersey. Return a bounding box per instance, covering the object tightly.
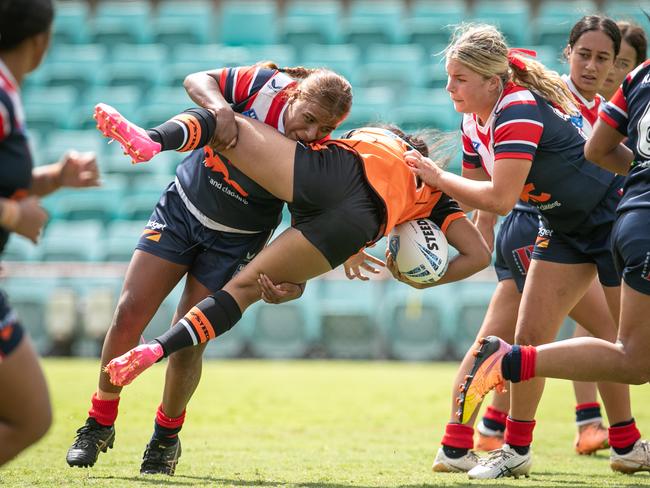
[0,60,33,253]
[175,66,295,232]
[600,60,650,213]
[462,82,621,233]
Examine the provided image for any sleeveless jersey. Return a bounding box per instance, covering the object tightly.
[461,82,621,233]
[174,66,294,232]
[600,60,650,212]
[0,59,32,253]
[320,128,466,236]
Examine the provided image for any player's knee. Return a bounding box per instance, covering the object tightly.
[109,294,148,337]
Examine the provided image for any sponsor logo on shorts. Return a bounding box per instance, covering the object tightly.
[142,228,162,242]
[512,244,534,275]
[535,236,550,249]
[147,220,166,231]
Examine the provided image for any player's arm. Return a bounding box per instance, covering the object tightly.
[585,118,633,175]
[0,197,48,243]
[30,151,100,197]
[183,68,237,150]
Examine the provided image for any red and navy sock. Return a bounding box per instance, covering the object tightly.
[152,404,186,445]
[609,419,641,455]
[88,392,119,427]
[441,423,474,458]
[147,107,216,152]
[575,402,603,426]
[501,345,537,383]
[504,417,536,455]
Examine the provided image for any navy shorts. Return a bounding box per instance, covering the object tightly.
[0,289,24,360]
[289,143,383,268]
[136,183,275,291]
[532,201,620,287]
[494,210,540,293]
[611,209,650,295]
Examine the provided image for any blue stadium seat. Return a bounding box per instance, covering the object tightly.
[91,1,154,46]
[424,55,450,89]
[154,1,216,46]
[602,1,650,34]
[302,44,362,85]
[337,86,395,131]
[42,129,104,164]
[404,1,466,51]
[471,1,532,46]
[218,1,279,46]
[359,44,427,89]
[282,1,343,56]
[70,85,142,130]
[342,0,406,52]
[114,192,163,221]
[52,1,90,45]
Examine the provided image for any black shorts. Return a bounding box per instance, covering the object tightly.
[289,143,384,268]
[494,209,540,293]
[0,289,24,361]
[136,182,275,291]
[612,208,650,295]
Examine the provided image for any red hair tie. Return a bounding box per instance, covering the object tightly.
[507,48,537,71]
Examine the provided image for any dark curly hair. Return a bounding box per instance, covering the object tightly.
[0,0,54,51]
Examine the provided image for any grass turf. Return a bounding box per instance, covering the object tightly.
[2,359,650,487]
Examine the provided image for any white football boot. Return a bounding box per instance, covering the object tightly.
[432,447,479,473]
[467,444,532,479]
[610,439,650,474]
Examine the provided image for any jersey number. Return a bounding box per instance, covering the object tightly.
[637,103,650,159]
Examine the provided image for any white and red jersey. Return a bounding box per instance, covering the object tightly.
[600,59,650,212]
[562,73,604,137]
[175,66,295,233]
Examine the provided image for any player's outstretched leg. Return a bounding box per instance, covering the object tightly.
[104,342,164,386]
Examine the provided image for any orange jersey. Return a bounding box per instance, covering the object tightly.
[312,128,464,236]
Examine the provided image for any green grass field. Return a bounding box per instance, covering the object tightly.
[2,359,650,487]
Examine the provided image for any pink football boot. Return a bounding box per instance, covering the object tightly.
[94,103,161,163]
[104,342,163,386]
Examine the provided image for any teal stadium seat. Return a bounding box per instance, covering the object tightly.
[38,44,107,95]
[236,45,298,69]
[168,44,227,87]
[1,235,41,262]
[302,44,362,85]
[317,278,385,359]
[114,191,164,222]
[23,86,79,133]
[603,1,650,34]
[103,44,167,92]
[424,53,450,89]
[91,1,153,46]
[42,129,104,165]
[218,1,279,46]
[517,45,564,74]
[154,1,216,46]
[46,175,127,224]
[70,85,142,131]
[102,220,143,262]
[446,281,498,360]
[3,279,58,353]
[336,86,395,131]
[405,1,466,52]
[471,1,532,46]
[52,1,90,45]
[282,1,343,57]
[392,88,461,132]
[342,0,406,52]
[359,44,427,89]
[40,220,104,262]
[378,282,453,361]
[533,1,598,50]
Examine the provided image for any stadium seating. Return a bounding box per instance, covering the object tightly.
[52,1,90,45]
[39,220,104,262]
[533,0,598,49]
[154,1,216,46]
[301,44,362,85]
[342,0,406,52]
[359,44,428,89]
[218,0,279,45]
[282,0,343,53]
[472,0,532,46]
[91,1,154,46]
[23,86,79,134]
[404,1,466,51]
